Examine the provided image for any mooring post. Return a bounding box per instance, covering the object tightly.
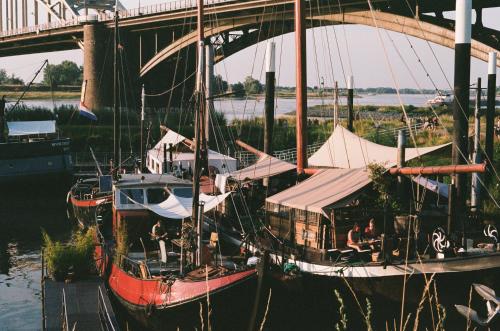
[485,51,497,184]
[264,41,276,188]
[471,78,482,212]
[248,250,270,331]
[452,0,472,233]
[397,130,406,199]
[347,75,354,132]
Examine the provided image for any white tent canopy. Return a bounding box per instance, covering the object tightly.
[147,128,237,173]
[7,120,56,136]
[308,125,451,169]
[147,190,232,219]
[215,154,295,193]
[266,168,372,218]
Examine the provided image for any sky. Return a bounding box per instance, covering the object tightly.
[0,1,499,91]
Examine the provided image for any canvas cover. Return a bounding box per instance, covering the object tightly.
[412,175,449,198]
[147,190,231,219]
[266,168,372,218]
[215,154,295,193]
[7,120,56,136]
[308,124,451,169]
[147,128,237,173]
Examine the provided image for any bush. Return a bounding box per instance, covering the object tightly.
[42,227,96,281]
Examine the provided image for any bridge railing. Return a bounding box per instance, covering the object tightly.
[0,0,239,38]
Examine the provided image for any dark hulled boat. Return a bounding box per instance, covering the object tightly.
[0,121,72,186]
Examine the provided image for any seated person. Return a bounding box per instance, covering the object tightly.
[364,219,378,240]
[347,222,365,252]
[151,220,168,241]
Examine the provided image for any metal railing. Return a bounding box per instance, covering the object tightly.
[0,0,239,38]
[97,286,119,331]
[61,289,70,331]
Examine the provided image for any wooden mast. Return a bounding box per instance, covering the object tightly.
[295,0,307,174]
[113,0,120,178]
[192,0,205,267]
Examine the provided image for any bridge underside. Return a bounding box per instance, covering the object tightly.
[138,1,500,108]
[0,0,499,108]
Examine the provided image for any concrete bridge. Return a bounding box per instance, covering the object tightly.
[1,0,499,109]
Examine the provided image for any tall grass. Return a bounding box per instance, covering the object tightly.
[42,227,96,281]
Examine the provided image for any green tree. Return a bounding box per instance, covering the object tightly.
[230,82,245,97]
[0,69,24,85]
[214,74,228,94]
[43,61,83,87]
[243,76,263,95]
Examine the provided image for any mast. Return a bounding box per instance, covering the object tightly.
[113,0,120,178]
[471,78,482,211]
[140,85,145,173]
[192,0,205,267]
[347,75,354,132]
[295,0,307,174]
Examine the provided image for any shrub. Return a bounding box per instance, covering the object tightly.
[42,227,96,281]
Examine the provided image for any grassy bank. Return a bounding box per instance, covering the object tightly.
[1,90,80,99]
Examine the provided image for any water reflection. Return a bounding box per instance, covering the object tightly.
[0,188,72,330]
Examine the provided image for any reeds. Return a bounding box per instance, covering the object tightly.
[42,227,96,281]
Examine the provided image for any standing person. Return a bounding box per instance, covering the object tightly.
[496,117,500,139]
[0,96,6,143]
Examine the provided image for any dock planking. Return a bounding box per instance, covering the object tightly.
[43,276,120,331]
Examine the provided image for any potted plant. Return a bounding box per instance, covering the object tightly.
[368,163,408,234]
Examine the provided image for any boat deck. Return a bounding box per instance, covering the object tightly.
[43,276,120,331]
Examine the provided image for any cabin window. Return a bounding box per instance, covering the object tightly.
[119,189,145,205]
[147,188,169,204]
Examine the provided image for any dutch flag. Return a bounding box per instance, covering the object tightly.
[79,101,98,121]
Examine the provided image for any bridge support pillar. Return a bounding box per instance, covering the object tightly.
[83,22,112,110]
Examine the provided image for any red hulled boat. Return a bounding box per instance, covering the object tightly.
[95,174,257,330]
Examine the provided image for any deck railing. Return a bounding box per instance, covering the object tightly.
[97,286,120,331]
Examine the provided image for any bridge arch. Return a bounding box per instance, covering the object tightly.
[140,10,500,78]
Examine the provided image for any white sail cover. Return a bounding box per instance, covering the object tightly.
[147,128,237,173]
[147,191,231,219]
[412,176,449,198]
[308,125,451,169]
[7,120,56,136]
[215,154,295,193]
[266,168,371,218]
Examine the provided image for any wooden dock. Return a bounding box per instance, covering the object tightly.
[42,276,120,331]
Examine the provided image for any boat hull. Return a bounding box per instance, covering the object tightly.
[265,252,500,330]
[69,195,112,228]
[0,138,72,186]
[107,264,257,331]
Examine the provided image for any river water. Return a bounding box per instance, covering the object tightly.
[17,93,434,121]
[0,190,72,331]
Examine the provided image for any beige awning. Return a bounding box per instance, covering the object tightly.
[215,154,295,193]
[308,124,451,169]
[266,168,372,218]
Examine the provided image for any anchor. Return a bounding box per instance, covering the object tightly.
[455,284,500,327]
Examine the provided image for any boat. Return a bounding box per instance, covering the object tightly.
[94,1,257,329]
[0,120,72,186]
[67,175,113,228]
[95,174,257,330]
[426,93,452,106]
[0,62,73,189]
